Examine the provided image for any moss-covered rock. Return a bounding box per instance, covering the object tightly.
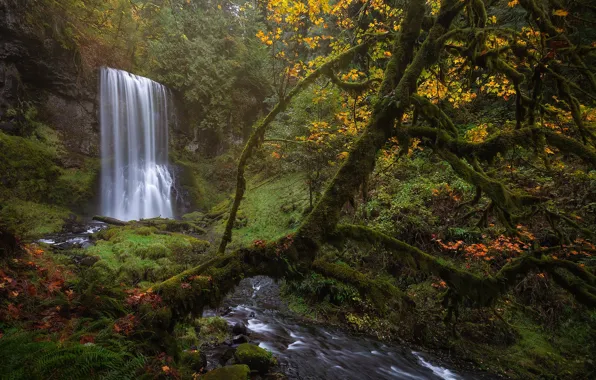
[134,243,169,260]
[182,211,206,222]
[194,316,230,346]
[233,343,275,374]
[201,364,250,380]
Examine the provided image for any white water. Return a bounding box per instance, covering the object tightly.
[100,67,174,221]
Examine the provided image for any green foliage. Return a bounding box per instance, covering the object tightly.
[0,199,70,239]
[219,172,309,246]
[0,330,145,380]
[0,108,99,238]
[87,225,209,285]
[0,130,61,202]
[202,364,250,380]
[193,316,230,346]
[284,272,360,306]
[147,1,271,140]
[365,151,473,241]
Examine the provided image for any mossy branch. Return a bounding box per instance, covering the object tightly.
[334,224,596,308]
[325,69,382,92]
[410,94,458,137]
[299,0,463,245]
[403,126,596,168]
[217,36,386,254]
[311,259,412,313]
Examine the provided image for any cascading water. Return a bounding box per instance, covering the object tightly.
[100,67,174,221]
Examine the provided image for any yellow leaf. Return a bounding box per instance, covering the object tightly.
[552,9,568,16]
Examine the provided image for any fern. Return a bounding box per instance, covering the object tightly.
[0,330,145,380]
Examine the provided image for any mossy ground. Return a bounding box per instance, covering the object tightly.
[214,172,310,247]
[0,113,99,240]
[85,225,210,285]
[0,199,71,239]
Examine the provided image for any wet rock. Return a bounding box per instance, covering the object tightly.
[218,347,236,366]
[202,364,250,380]
[232,321,247,335]
[249,311,256,318]
[232,334,249,344]
[221,306,232,316]
[234,343,276,374]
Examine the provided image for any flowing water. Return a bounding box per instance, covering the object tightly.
[99,67,174,221]
[39,223,486,379]
[206,276,488,380]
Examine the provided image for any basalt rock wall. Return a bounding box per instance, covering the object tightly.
[0,0,98,158]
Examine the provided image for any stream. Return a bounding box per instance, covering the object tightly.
[39,226,487,380]
[207,276,486,380]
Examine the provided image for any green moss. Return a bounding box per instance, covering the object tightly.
[233,343,275,374]
[217,172,309,247]
[0,130,61,202]
[86,225,210,285]
[134,243,169,260]
[182,211,205,222]
[0,199,69,239]
[49,157,100,209]
[201,365,250,380]
[194,316,230,346]
[172,157,227,212]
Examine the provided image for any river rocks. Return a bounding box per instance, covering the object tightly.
[234,343,276,374]
[233,334,250,344]
[232,321,248,335]
[202,364,250,380]
[218,347,236,366]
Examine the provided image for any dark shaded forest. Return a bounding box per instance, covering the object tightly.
[1,0,595,378]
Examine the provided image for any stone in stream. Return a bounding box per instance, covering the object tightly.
[234,343,276,374]
[202,364,250,380]
[218,347,236,366]
[232,334,250,344]
[232,321,248,335]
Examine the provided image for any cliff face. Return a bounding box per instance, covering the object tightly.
[0,0,98,158]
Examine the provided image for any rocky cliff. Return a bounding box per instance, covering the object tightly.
[0,0,98,158]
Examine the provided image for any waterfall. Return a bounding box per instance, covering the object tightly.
[99,67,174,221]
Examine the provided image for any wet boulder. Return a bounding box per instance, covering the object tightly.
[202,364,250,380]
[233,334,250,344]
[232,322,247,335]
[233,343,276,374]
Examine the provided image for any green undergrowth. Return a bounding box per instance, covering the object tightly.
[365,151,473,243]
[281,272,399,340]
[0,111,99,240]
[0,330,146,380]
[171,149,237,212]
[0,199,70,239]
[85,225,210,285]
[217,171,310,247]
[175,316,230,349]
